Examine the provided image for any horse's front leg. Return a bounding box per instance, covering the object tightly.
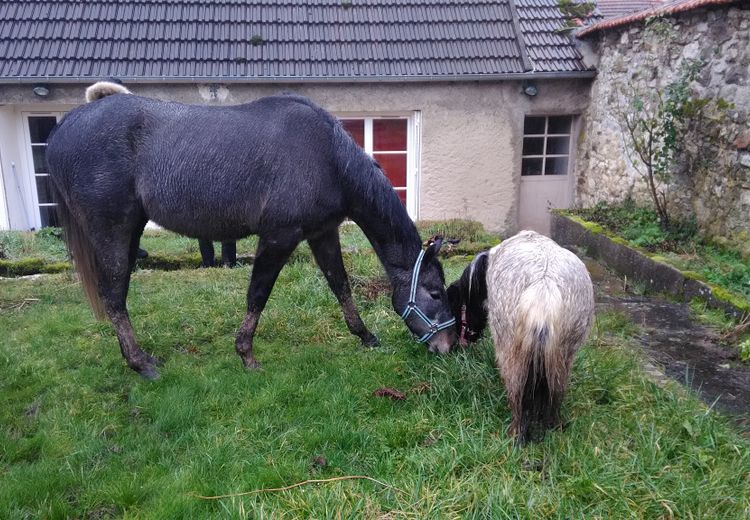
[308,228,379,347]
[236,233,301,369]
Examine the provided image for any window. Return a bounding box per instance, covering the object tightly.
[340,117,409,206]
[25,115,62,227]
[521,115,573,176]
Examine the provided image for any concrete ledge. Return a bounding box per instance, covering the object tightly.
[551,212,749,320]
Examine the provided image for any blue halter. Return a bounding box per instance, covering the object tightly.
[400,249,456,343]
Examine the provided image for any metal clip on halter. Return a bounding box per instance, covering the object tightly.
[400,249,456,343]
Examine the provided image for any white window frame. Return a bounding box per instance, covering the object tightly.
[0,158,8,230]
[521,115,574,177]
[337,112,421,219]
[20,111,66,229]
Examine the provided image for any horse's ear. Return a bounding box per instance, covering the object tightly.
[422,235,444,265]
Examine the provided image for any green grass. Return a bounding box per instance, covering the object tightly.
[0,220,499,278]
[1,249,749,518]
[0,227,68,263]
[570,201,750,302]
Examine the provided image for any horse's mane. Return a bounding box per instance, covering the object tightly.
[327,114,422,265]
[280,95,420,253]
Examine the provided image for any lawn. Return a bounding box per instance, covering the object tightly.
[1,231,749,518]
[0,219,496,276]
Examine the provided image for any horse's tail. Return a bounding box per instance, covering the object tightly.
[52,185,107,320]
[85,81,131,103]
[512,279,567,444]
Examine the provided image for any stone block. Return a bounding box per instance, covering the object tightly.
[734,130,750,150]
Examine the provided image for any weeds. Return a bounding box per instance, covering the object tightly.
[571,201,750,301]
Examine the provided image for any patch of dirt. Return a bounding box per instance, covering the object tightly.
[586,257,750,431]
[355,277,391,301]
[86,505,119,520]
[372,387,406,401]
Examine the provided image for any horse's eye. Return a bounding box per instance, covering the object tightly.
[429,291,442,300]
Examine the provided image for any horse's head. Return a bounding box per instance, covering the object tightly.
[394,236,458,354]
[446,252,489,347]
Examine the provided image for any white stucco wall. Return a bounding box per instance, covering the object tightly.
[0,80,591,234]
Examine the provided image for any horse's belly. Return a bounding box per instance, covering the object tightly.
[143,197,259,240]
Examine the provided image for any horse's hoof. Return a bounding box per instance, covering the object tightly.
[361,334,380,348]
[147,354,165,367]
[137,365,161,380]
[242,358,262,370]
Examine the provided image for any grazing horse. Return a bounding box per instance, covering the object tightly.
[48,81,457,379]
[447,231,594,444]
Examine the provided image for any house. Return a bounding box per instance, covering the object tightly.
[575,0,749,239]
[0,0,594,236]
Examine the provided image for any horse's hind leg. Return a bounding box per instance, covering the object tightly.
[94,220,159,379]
[308,228,378,347]
[235,232,302,369]
[198,239,215,267]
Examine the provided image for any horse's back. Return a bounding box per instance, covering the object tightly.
[48,94,347,239]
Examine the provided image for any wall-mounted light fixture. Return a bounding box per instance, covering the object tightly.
[32,84,50,97]
[522,81,538,97]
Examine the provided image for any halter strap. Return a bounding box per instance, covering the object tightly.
[400,249,456,343]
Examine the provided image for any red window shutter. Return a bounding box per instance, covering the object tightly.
[373,152,407,189]
[373,119,407,151]
[340,119,365,148]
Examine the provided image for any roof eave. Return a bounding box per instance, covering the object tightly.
[0,71,597,86]
[576,0,740,38]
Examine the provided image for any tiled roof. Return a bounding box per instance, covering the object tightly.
[0,0,593,82]
[595,0,664,19]
[578,0,740,36]
[515,0,591,72]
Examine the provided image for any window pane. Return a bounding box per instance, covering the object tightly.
[546,136,570,155]
[373,119,407,151]
[547,116,572,134]
[521,157,543,176]
[36,175,55,203]
[28,116,57,143]
[340,119,364,148]
[39,205,59,227]
[523,116,546,135]
[545,156,569,175]
[373,152,407,188]
[522,137,544,156]
[32,145,48,173]
[394,189,407,205]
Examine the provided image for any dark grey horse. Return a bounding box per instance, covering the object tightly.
[48,82,457,379]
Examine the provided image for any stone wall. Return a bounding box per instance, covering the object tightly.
[576,4,750,243]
